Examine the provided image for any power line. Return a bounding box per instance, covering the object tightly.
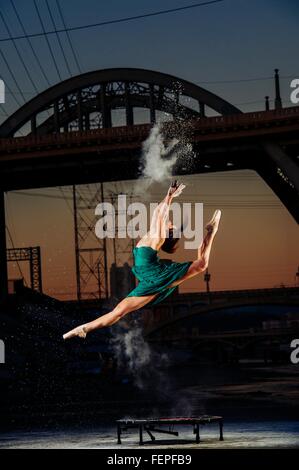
[0,0,227,42]
[9,190,282,208]
[10,190,277,199]
[0,106,9,117]
[58,186,74,214]
[2,70,299,95]
[55,0,81,74]
[33,0,62,81]
[10,0,51,87]
[0,9,39,95]
[45,0,72,76]
[196,75,297,84]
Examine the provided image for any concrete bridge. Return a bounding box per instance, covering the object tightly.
[143,286,299,336]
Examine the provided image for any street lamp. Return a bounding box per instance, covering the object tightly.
[204,268,211,303]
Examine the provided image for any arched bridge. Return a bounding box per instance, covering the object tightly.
[0,68,298,222]
[0,67,240,137]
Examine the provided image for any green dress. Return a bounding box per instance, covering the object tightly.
[126,246,192,306]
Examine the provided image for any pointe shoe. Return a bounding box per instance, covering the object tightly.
[205,209,222,234]
[63,325,87,340]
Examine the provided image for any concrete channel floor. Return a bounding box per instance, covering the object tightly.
[1,421,299,449]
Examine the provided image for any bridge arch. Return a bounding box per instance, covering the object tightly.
[0,67,241,138]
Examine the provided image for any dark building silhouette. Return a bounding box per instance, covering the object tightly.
[110,262,136,300]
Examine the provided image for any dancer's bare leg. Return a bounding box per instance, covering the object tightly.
[169,209,221,287]
[63,293,157,340]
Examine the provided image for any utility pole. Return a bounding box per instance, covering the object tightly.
[204,268,211,304]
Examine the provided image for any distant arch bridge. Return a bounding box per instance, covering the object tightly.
[144,287,299,336]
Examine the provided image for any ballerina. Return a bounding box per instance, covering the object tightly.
[63,181,221,340]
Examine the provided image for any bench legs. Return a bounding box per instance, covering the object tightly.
[195,423,200,443]
[117,423,121,444]
[117,419,224,445]
[219,419,224,441]
[139,424,144,445]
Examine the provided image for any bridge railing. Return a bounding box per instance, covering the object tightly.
[163,286,299,304]
[1,105,299,151]
[0,123,151,150]
[193,105,299,129]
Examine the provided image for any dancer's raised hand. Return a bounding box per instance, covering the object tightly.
[167,180,186,198]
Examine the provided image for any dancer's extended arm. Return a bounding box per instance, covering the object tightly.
[149,181,185,240]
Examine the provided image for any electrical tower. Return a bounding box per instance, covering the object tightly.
[73,183,108,301]
[7,246,42,293]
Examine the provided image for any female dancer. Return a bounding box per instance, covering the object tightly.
[63,181,221,340]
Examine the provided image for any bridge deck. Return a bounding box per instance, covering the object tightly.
[1,106,299,155]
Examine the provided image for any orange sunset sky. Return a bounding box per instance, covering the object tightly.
[5,170,299,301]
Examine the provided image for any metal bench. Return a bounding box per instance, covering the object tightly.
[116,416,224,445]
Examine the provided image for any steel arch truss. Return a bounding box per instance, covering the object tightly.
[0,68,241,138]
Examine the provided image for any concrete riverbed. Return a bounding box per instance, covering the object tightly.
[1,421,299,449]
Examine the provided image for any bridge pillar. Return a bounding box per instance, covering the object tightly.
[31,115,37,135]
[149,84,156,123]
[54,100,60,133]
[261,141,299,194]
[100,83,112,128]
[125,82,134,126]
[0,190,8,302]
[199,101,205,117]
[77,91,83,131]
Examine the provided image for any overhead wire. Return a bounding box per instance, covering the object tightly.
[45,0,72,76]
[0,9,40,94]
[9,190,282,208]
[0,49,26,103]
[33,0,62,81]
[0,1,228,42]
[55,0,82,74]
[10,0,51,87]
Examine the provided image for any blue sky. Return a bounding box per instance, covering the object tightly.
[0,0,298,123]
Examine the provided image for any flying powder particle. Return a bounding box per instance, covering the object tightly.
[136,122,194,194]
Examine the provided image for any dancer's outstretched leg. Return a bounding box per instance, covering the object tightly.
[63,293,157,340]
[169,209,221,287]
